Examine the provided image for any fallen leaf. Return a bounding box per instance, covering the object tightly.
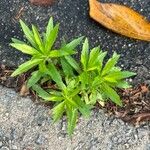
[20,83,29,96]
[89,0,150,41]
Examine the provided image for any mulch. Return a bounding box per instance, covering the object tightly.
[0,64,150,126]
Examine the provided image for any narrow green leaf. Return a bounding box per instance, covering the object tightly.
[81,38,89,71]
[52,101,65,122]
[115,81,132,89]
[66,107,78,136]
[11,38,26,44]
[42,95,64,102]
[10,43,40,55]
[87,46,100,71]
[32,84,50,98]
[60,58,74,77]
[11,59,42,77]
[65,56,81,73]
[45,24,59,52]
[104,71,136,81]
[63,36,84,50]
[19,20,37,48]
[102,83,122,106]
[75,95,91,118]
[45,17,54,41]
[48,49,75,58]
[97,51,107,72]
[32,25,44,52]
[47,63,65,89]
[102,52,120,76]
[27,71,43,88]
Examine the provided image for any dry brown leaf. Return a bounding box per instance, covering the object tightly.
[20,84,29,96]
[89,0,150,41]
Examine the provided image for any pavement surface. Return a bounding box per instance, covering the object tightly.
[0,0,150,84]
[0,86,150,150]
[0,0,150,149]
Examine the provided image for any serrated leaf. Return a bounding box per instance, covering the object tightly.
[81,38,89,71]
[102,52,120,76]
[45,24,59,52]
[102,82,122,106]
[52,101,65,122]
[19,20,37,48]
[10,43,40,55]
[47,63,65,89]
[32,25,44,52]
[11,59,42,77]
[27,71,43,88]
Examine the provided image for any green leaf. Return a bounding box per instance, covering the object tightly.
[32,25,44,52]
[10,43,40,55]
[60,58,74,77]
[42,95,64,102]
[75,95,91,118]
[19,20,37,48]
[11,59,42,77]
[65,56,81,73]
[27,71,43,88]
[115,81,132,89]
[63,36,84,50]
[39,61,48,73]
[32,84,50,99]
[11,38,26,44]
[101,83,122,106]
[104,71,136,81]
[102,52,120,76]
[81,38,89,71]
[69,87,81,98]
[52,101,65,122]
[48,49,75,58]
[87,46,100,71]
[45,17,54,41]
[45,24,59,52]
[47,63,65,89]
[66,106,78,136]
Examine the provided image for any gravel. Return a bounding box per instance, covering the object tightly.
[0,85,149,150]
[0,0,150,84]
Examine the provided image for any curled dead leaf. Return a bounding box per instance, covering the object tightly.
[89,0,150,41]
[20,84,29,96]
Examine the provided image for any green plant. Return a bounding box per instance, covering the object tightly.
[11,18,136,136]
[10,17,83,88]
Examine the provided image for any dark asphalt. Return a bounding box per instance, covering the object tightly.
[0,0,150,84]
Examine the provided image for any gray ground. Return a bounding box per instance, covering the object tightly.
[0,0,150,85]
[0,0,150,149]
[0,86,150,150]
